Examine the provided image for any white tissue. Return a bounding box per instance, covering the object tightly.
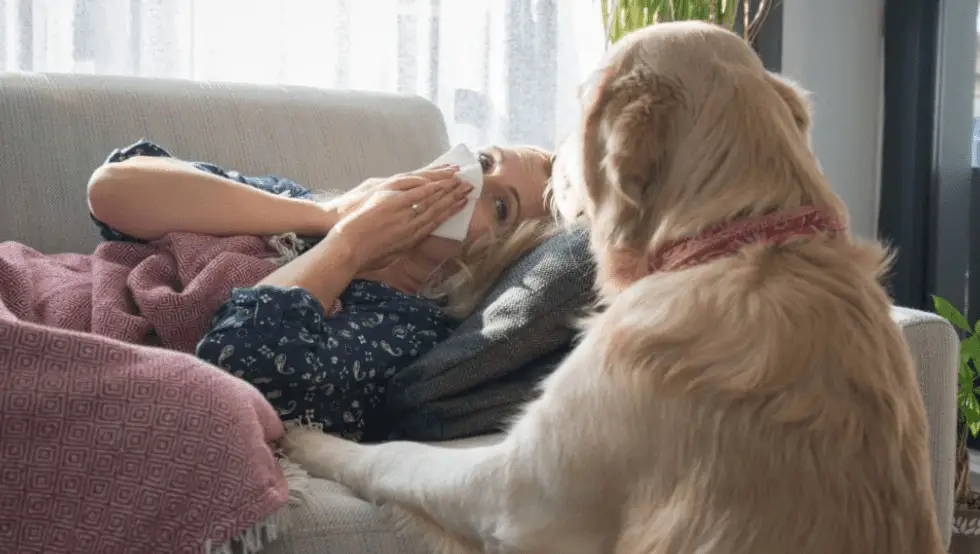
[428,144,484,241]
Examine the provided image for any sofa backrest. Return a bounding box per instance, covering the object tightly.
[0,73,450,253]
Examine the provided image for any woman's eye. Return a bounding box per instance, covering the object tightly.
[493,198,509,222]
[478,152,494,173]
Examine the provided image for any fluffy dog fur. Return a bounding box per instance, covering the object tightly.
[283,22,945,553]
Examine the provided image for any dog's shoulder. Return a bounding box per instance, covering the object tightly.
[584,266,727,380]
[585,241,902,394]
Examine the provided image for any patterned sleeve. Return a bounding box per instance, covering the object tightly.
[195,285,452,442]
[91,139,314,243]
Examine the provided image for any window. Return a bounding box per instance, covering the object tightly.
[0,0,605,149]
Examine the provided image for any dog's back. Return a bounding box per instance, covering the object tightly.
[589,236,942,553]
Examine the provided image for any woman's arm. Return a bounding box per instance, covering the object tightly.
[87,156,341,240]
[258,232,359,309]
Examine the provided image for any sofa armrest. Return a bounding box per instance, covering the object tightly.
[892,305,957,545]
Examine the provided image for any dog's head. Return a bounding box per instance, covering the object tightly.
[550,21,846,298]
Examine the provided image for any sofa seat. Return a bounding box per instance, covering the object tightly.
[267,435,503,554]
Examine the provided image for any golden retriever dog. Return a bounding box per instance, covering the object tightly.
[283,21,945,553]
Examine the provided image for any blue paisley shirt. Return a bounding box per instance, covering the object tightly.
[93,140,457,442]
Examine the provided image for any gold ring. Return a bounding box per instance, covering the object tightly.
[411,203,421,216]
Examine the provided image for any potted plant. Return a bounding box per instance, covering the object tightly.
[933,295,980,553]
[599,0,775,46]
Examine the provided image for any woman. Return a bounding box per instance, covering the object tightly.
[88,140,555,441]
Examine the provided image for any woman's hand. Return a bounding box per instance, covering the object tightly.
[330,174,472,272]
[257,165,468,311]
[326,165,460,223]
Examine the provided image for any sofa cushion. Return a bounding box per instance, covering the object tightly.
[386,227,595,441]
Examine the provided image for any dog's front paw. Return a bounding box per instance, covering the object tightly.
[280,427,358,483]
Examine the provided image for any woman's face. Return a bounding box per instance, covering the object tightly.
[369,145,554,294]
[416,145,553,261]
[468,145,553,238]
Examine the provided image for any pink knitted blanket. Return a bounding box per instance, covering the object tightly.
[0,233,290,553]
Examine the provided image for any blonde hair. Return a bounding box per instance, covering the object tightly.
[423,216,555,319]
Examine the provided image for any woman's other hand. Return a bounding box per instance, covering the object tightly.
[331,174,472,272]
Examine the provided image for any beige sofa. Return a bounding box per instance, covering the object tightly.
[0,73,958,552]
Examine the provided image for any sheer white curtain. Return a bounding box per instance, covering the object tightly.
[0,0,605,149]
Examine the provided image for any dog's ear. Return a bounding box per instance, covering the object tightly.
[765,73,811,135]
[581,66,684,244]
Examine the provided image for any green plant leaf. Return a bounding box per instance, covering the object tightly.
[961,390,980,435]
[603,0,765,43]
[673,0,686,20]
[959,357,974,387]
[958,373,980,436]
[932,295,971,331]
[963,333,980,364]
[601,0,610,37]
[960,369,974,396]
[959,370,973,392]
[652,0,666,23]
[958,386,971,412]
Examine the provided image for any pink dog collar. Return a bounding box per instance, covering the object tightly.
[648,206,846,273]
